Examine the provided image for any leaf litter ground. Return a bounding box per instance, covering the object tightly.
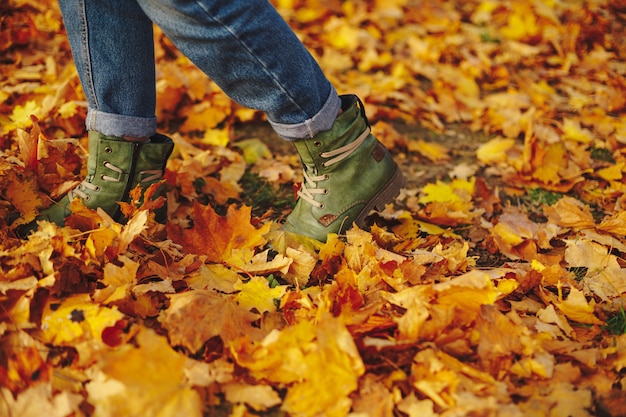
[1,0,626,416]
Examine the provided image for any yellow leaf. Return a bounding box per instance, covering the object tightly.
[408,139,450,162]
[476,137,516,164]
[201,127,230,147]
[7,101,40,132]
[41,294,125,346]
[596,162,625,181]
[556,287,603,325]
[492,220,526,246]
[538,304,573,337]
[434,269,501,315]
[383,285,432,340]
[234,276,288,314]
[57,101,79,118]
[500,6,540,40]
[231,314,364,417]
[597,210,626,236]
[533,142,565,184]
[419,181,462,205]
[562,118,594,143]
[86,329,202,417]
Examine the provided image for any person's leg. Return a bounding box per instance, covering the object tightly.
[136,0,404,241]
[58,0,158,138]
[18,0,173,235]
[136,0,341,141]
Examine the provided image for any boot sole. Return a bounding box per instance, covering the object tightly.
[352,164,405,230]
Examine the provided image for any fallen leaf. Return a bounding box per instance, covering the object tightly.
[160,289,261,352]
[167,202,270,263]
[86,329,202,417]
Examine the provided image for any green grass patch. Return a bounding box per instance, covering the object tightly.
[239,169,295,218]
[605,306,626,335]
[527,188,563,206]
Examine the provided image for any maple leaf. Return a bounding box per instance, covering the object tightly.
[3,169,43,225]
[234,276,288,314]
[85,328,202,417]
[231,313,365,417]
[159,289,262,352]
[40,294,126,347]
[167,202,270,263]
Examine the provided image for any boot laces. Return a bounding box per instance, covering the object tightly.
[138,169,164,183]
[69,161,123,201]
[297,127,370,209]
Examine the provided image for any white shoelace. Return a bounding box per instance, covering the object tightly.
[69,162,163,201]
[297,127,370,209]
[69,161,123,201]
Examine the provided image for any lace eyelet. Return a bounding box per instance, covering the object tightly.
[319,203,325,209]
[84,196,91,202]
[94,186,100,192]
[100,175,106,180]
[322,189,329,195]
[314,141,322,147]
[104,147,113,153]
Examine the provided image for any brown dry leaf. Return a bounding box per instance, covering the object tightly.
[544,196,596,230]
[16,116,40,171]
[159,289,261,352]
[93,255,139,304]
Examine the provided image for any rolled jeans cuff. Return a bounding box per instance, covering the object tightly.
[268,88,341,141]
[86,108,157,138]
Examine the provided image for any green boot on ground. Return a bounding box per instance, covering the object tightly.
[19,131,174,235]
[283,94,405,242]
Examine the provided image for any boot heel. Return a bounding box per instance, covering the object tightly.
[355,165,405,227]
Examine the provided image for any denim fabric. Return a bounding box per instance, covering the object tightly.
[58,0,341,140]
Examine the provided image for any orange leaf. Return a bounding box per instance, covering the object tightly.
[167,202,270,263]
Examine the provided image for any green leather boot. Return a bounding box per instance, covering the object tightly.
[283,95,405,242]
[20,131,174,234]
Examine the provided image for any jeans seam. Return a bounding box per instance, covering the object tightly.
[78,0,98,111]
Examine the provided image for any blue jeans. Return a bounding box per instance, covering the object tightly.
[58,0,341,140]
